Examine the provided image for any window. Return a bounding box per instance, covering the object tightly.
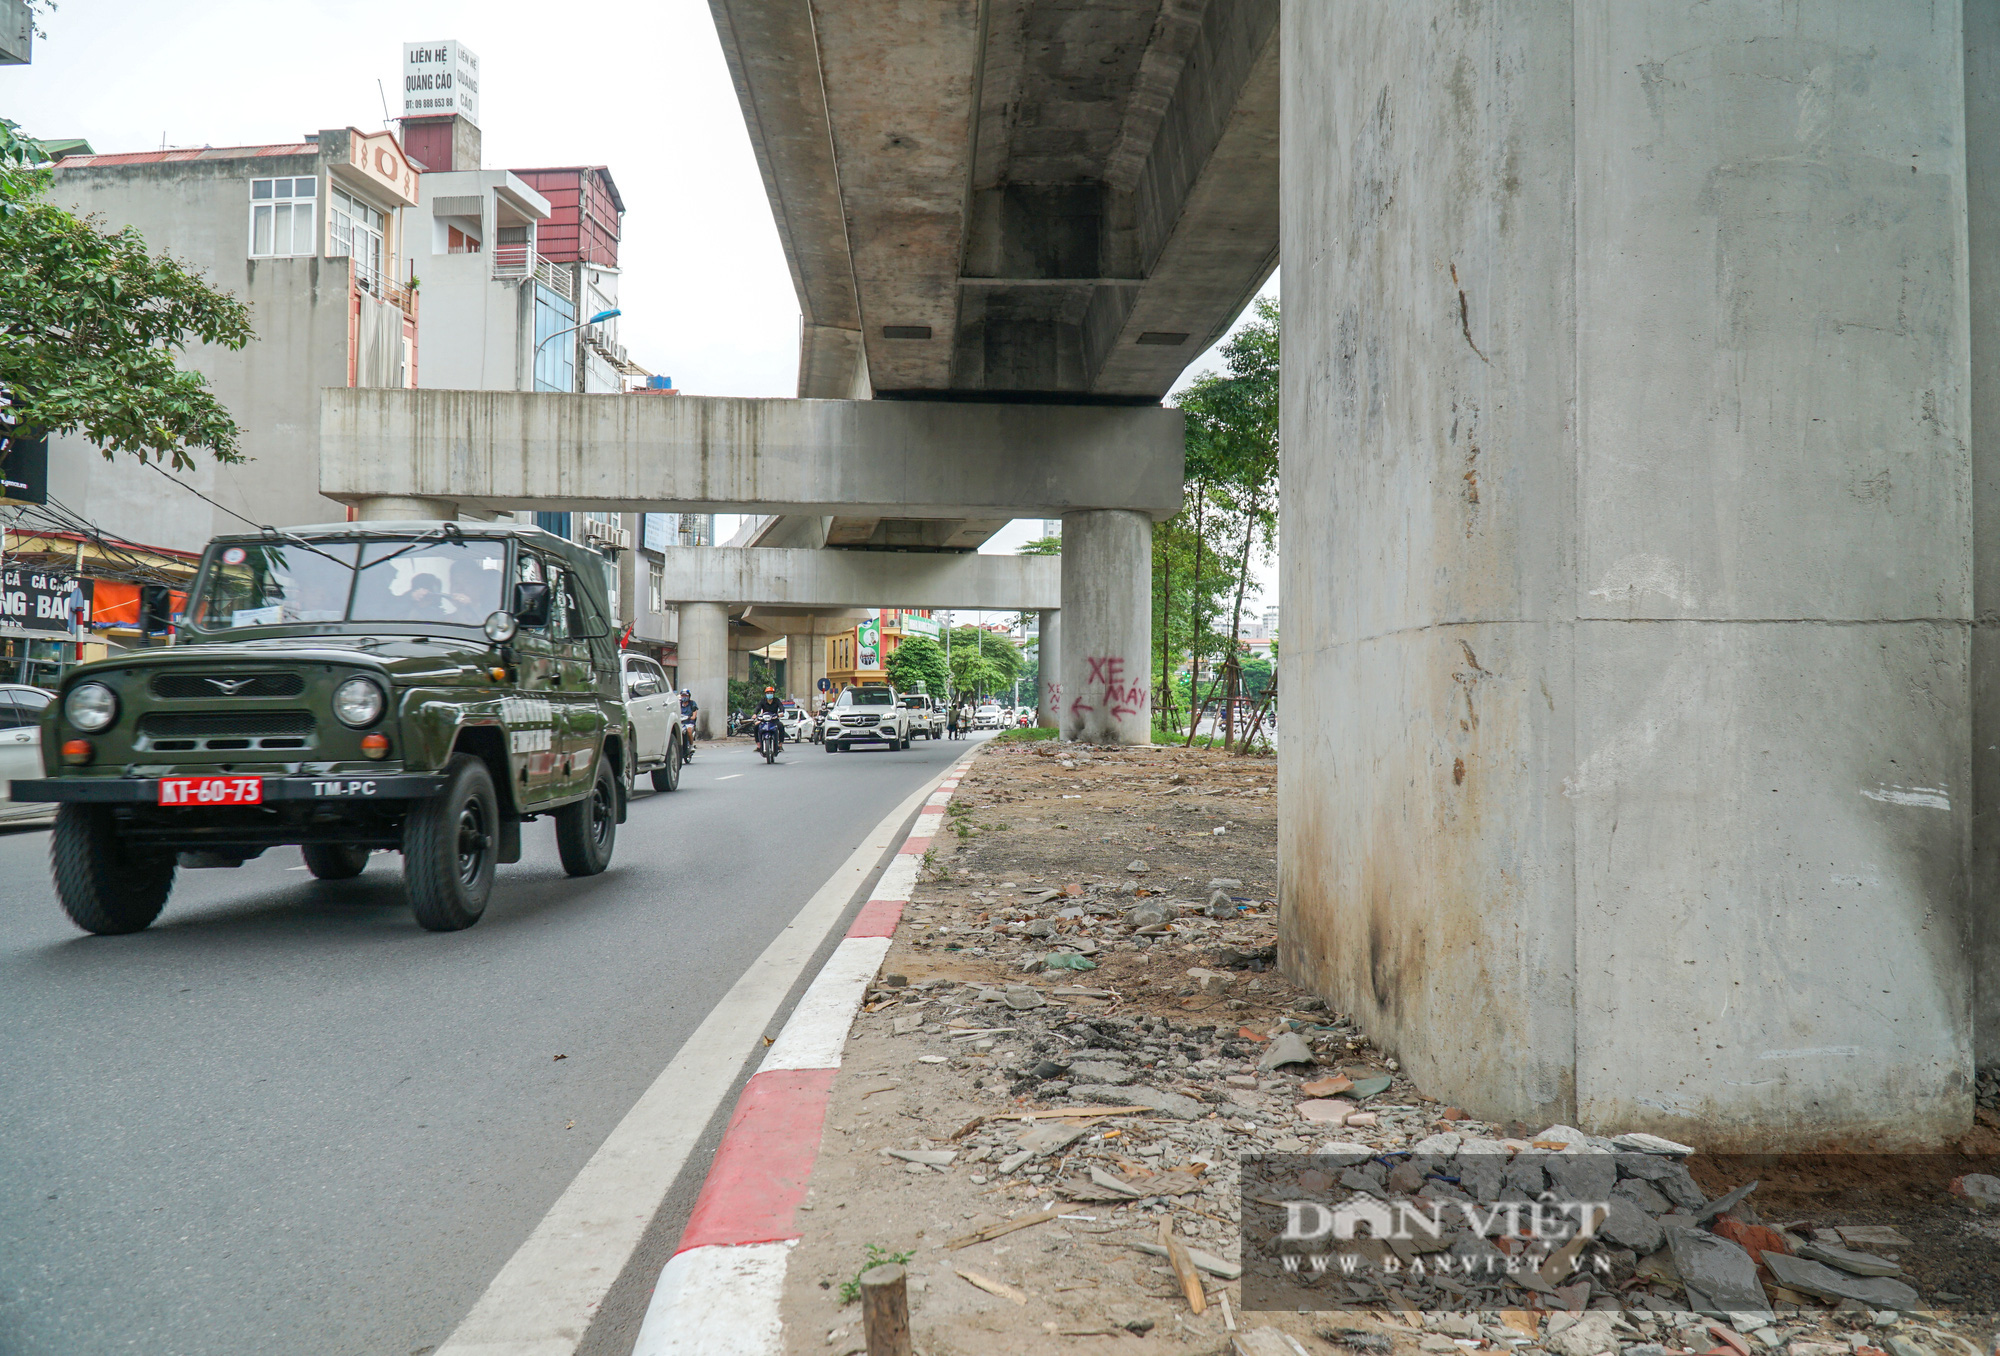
[249,177,317,258]
[534,284,576,392]
[648,559,663,615]
[329,187,386,291]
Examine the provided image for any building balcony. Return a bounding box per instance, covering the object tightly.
[491,247,573,301]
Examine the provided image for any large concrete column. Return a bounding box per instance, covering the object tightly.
[1280,1,1972,1147]
[785,633,814,703]
[1036,609,1061,728]
[677,603,729,741]
[352,495,457,521]
[1058,511,1151,744]
[1968,0,2000,1111]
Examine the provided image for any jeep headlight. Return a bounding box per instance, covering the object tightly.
[64,682,118,732]
[333,676,386,728]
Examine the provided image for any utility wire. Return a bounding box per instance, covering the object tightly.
[148,462,263,531]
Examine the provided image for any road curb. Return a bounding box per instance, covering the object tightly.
[631,756,973,1355]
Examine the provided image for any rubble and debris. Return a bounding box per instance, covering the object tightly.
[777,740,2000,1356]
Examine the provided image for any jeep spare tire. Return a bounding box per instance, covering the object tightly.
[302,844,371,880]
[404,753,498,931]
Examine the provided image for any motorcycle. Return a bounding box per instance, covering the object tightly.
[680,713,697,764]
[756,713,784,764]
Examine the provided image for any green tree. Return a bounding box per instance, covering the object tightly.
[1,117,254,472]
[886,634,949,698]
[945,625,1023,703]
[1164,295,1279,746]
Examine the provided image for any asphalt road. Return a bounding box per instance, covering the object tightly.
[0,731,983,1356]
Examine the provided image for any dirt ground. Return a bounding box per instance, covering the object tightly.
[778,738,2000,1356]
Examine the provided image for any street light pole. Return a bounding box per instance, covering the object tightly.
[534,307,622,390]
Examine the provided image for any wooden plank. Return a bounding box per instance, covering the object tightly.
[945,1204,1065,1252]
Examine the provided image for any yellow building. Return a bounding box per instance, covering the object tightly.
[823,609,941,697]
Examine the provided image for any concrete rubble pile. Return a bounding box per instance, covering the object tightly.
[813,744,1996,1354]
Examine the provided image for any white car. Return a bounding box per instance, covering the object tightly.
[780,704,812,742]
[974,703,1005,729]
[826,684,914,751]
[899,693,945,739]
[0,685,55,823]
[620,655,684,791]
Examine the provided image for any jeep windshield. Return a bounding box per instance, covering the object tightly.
[838,688,896,707]
[191,537,509,630]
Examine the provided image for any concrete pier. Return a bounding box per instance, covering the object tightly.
[677,603,729,742]
[1059,510,1151,744]
[351,496,457,522]
[1278,0,1974,1146]
[1036,609,1062,729]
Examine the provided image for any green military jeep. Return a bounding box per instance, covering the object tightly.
[16,521,636,935]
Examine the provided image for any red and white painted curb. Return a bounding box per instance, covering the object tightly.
[632,760,969,1355]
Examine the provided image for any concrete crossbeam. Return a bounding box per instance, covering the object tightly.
[655,545,1057,612]
[320,389,1183,520]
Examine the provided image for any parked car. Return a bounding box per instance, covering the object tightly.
[15,521,630,935]
[620,654,683,792]
[899,692,945,739]
[780,701,812,743]
[974,702,1006,729]
[825,683,914,751]
[0,685,56,824]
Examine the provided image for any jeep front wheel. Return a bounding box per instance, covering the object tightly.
[404,754,498,931]
[51,805,175,935]
[555,758,617,877]
[302,844,371,880]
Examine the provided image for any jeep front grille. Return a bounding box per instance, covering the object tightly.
[135,709,317,752]
[152,672,306,699]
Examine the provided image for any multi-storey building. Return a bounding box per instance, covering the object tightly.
[44,128,423,550]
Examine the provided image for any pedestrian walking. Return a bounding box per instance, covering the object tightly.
[946,704,961,740]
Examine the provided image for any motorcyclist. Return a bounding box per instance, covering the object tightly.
[679,688,698,736]
[755,686,785,754]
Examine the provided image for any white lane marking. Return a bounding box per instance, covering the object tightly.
[632,1241,792,1356]
[758,936,892,1073]
[432,760,970,1356]
[716,774,743,781]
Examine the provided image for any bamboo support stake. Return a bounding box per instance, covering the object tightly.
[859,1263,912,1356]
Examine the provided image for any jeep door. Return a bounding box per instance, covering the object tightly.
[544,563,601,799]
[510,550,565,807]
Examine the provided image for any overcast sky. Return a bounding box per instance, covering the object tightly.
[6,0,1274,606]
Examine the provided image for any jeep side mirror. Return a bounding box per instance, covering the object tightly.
[512,581,552,628]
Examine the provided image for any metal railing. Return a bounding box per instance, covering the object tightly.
[491,247,574,302]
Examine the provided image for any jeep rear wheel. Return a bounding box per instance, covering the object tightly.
[555,758,617,877]
[302,844,371,879]
[51,805,175,935]
[404,754,498,931]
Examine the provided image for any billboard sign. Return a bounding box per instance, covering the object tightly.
[641,513,678,553]
[402,40,480,124]
[901,613,941,641]
[0,381,46,506]
[1,565,88,635]
[857,617,880,670]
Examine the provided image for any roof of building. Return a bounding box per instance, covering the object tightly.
[509,165,625,215]
[57,143,317,168]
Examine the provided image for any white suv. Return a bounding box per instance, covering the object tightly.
[826,685,913,752]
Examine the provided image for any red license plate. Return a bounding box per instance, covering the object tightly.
[157,776,264,806]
